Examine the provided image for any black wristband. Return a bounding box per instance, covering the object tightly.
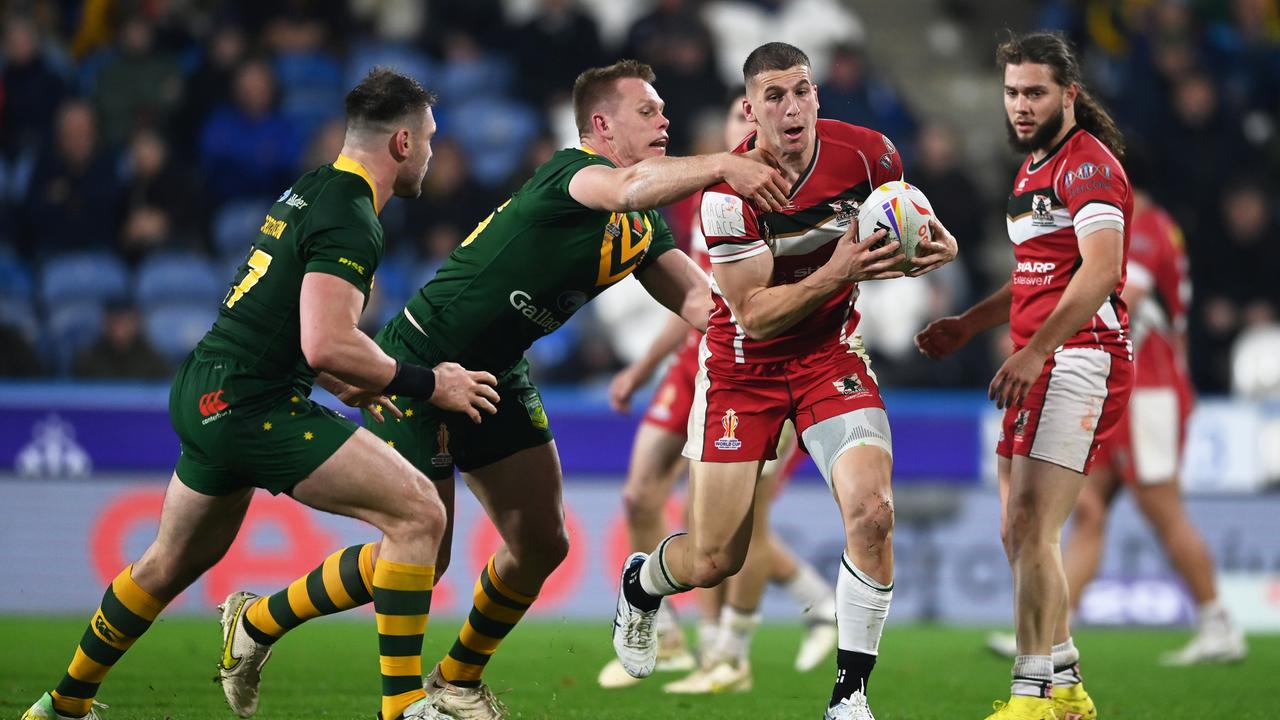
[383,360,436,398]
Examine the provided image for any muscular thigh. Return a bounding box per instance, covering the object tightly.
[462,441,564,539]
[687,460,762,551]
[624,423,688,505]
[289,425,436,527]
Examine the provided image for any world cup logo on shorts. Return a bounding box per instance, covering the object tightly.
[714,409,743,451]
[431,424,452,468]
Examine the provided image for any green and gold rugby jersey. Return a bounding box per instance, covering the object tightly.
[197,155,384,402]
[405,148,676,371]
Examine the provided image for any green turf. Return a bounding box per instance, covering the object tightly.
[1,617,1273,718]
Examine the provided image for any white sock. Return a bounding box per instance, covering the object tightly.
[697,619,720,659]
[639,534,692,597]
[1011,655,1052,698]
[782,560,836,616]
[835,554,892,655]
[1051,637,1082,687]
[713,605,761,663]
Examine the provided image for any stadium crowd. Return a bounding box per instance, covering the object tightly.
[0,0,1275,396]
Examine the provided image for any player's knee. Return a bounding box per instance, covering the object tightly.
[1004,504,1047,559]
[537,526,571,572]
[842,490,895,547]
[1071,490,1107,534]
[622,485,665,525]
[136,548,217,598]
[687,547,744,588]
[385,480,447,542]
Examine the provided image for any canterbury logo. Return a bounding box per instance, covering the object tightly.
[199,390,229,417]
[93,613,118,643]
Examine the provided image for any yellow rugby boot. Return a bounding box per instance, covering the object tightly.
[1052,683,1097,720]
[983,695,1059,720]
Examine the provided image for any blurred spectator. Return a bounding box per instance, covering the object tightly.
[427,0,509,49]
[818,43,918,161]
[0,322,43,377]
[1191,178,1280,392]
[623,1,725,152]
[260,3,347,141]
[348,0,426,43]
[90,14,183,148]
[624,0,702,65]
[907,121,986,302]
[1,15,67,165]
[402,140,497,261]
[301,118,346,171]
[240,0,351,53]
[1148,72,1250,245]
[72,302,170,379]
[649,27,725,154]
[119,129,205,261]
[19,100,121,259]
[199,58,302,205]
[511,0,606,107]
[170,23,248,166]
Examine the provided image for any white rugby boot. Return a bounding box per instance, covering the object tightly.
[21,693,106,720]
[217,591,273,717]
[611,552,661,679]
[824,689,876,720]
[423,664,509,719]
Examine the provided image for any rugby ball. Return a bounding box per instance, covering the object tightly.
[857,181,934,272]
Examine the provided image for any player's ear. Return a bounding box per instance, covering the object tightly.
[742,96,757,123]
[592,111,610,138]
[390,127,411,161]
[1063,82,1078,109]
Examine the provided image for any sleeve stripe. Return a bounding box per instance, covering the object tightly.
[709,243,770,264]
[708,240,766,257]
[1073,201,1125,221]
[1075,218,1124,238]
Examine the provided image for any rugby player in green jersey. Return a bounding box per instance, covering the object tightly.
[24,69,499,720]
[231,59,791,719]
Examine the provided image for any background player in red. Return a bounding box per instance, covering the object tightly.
[986,180,1247,666]
[598,89,839,693]
[611,42,958,720]
[916,31,1134,720]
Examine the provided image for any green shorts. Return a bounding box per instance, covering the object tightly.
[170,351,358,495]
[364,315,554,480]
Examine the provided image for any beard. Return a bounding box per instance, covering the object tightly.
[1006,105,1065,154]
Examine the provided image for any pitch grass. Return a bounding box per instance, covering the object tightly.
[1,617,1273,719]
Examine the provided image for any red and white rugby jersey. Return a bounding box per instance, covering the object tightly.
[1128,199,1189,352]
[700,119,903,364]
[1006,126,1133,358]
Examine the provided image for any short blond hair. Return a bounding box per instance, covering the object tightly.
[572,59,656,135]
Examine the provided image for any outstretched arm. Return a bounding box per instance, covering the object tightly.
[568,153,790,213]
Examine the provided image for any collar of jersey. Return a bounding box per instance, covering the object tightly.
[333,154,379,210]
[1026,125,1082,173]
